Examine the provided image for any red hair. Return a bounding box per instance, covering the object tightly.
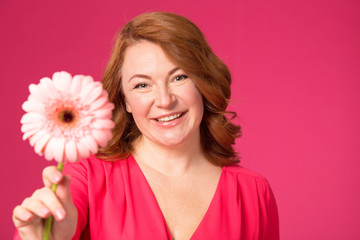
[98,12,241,165]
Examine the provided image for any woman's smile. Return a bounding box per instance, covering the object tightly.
[156,112,183,122]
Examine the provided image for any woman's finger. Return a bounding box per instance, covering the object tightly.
[13,205,44,240]
[32,188,66,221]
[42,166,63,188]
[55,175,73,204]
[21,197,51,219]
[12,205,34,228]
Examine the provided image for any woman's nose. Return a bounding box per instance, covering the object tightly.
[154,86,175,109]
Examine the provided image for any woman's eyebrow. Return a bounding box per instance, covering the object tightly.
[128,66,181,82]
[128,74,151,82]
[168,66,180,76]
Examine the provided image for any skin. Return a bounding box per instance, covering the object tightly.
[12,167,77,240]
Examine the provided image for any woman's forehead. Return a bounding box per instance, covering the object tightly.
[122,41,179,77]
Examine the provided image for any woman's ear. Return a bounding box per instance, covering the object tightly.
[124,100,132,113]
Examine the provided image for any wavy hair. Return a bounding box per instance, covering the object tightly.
[98,12,241,165]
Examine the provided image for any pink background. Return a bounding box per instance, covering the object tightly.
[1,0,359,239]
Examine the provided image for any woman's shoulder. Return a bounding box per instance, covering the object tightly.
[222,164,270,185]
[221,164,276,202]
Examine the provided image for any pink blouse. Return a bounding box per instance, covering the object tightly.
[14,155,279,239]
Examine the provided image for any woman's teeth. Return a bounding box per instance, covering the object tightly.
[157,113,182,122]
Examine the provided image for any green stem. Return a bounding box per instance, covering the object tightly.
[43,162,64,240]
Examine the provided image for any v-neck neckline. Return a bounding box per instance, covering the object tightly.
[129,155,224,240]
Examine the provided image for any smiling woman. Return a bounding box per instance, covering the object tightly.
[13,12,279,240]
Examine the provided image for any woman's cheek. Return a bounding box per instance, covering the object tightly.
[129,94,153,115]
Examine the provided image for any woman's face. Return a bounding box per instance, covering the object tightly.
[121,41,204,147]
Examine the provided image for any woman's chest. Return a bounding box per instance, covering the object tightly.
[149,177,219,240]
[84,160,264,240]
[86,173,261,240]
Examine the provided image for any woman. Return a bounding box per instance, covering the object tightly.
[13,12,279,240]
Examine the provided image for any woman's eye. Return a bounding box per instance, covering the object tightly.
[174,75,188,82]
[134,83,148,89]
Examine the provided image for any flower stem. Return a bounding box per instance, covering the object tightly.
[43,162,64,240]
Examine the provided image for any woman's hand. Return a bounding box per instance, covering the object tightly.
[12,166,78,240]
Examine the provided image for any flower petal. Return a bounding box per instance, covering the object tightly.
[89,96,108,111]
[70,75,84,95]
[105,129,113,141]
[28,84,48,102]
[79,76,96,102]
[38,77,59,99]
[91,129,111,147]
[21,112,44,124]
[102,102,115,111]
[21,122,42,133]
[76,139,90,159]
[65,140,78,162]
[29,129,47,147]
[82,135,98,154]
[22,128,38,140]
[92,119,115,130]
[53,71,72,93]
[92,109,112,119]
[44,137,57,161]
[54,137,66,162]
[82,75,94,86]
[82,84,103,105]
[34,132,51,155]
[22,100,44,113]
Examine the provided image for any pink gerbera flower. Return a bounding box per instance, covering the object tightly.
[21,71,114,163]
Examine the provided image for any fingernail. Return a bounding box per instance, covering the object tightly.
[55,209,65,220]
[52,172,62,182]
[22,212,31,221]
[41,208,50,216]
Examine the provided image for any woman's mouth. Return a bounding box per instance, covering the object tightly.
[156,112,184,122]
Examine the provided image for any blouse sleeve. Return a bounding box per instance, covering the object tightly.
[256,178,280,240]
[63,159,90,240]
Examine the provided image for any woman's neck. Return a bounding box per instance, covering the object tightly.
[132,133,208,176]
